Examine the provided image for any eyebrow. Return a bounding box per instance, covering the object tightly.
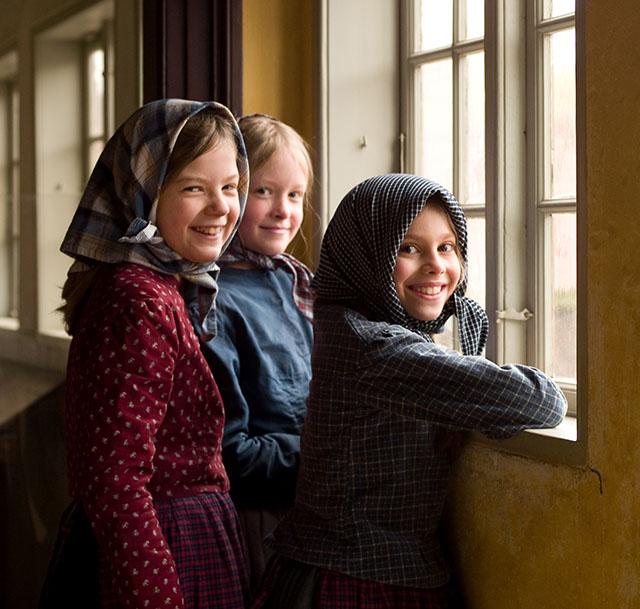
[402,228,457,241]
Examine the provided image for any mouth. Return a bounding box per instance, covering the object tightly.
[261,225,289,231]
[412,285,444,296]
[192,226,224,236]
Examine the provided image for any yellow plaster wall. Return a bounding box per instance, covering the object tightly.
[446,2,640,607]
[242,0,316,267]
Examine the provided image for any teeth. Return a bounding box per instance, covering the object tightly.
[414,286,442,295]
[194,227,221,235]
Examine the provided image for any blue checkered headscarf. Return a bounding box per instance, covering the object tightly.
[60,98,248,338]
[312,173,488,355]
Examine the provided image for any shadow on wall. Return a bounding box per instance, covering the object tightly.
[0,384,70,609]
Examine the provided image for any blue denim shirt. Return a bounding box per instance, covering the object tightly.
[187,266,313,509]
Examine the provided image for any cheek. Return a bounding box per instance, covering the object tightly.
[238,199,265,234]
[392,259,406,293]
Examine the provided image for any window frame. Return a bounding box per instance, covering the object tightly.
[402,0,586,465]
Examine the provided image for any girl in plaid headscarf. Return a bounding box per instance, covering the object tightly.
[251,173,567,608]
[186,113,315,593]
[41,99,249,609]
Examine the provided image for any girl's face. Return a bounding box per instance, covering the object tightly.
[156,139,240,263]
[237,148,307,256]
[393,205,462,321]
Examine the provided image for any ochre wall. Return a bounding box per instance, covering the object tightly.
[242,0,316,268]
[446,2,640,607]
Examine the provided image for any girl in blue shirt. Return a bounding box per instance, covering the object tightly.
[189,114,315,592]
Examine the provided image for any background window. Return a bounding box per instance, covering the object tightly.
[34,1,114,335]
[0,51,19,323]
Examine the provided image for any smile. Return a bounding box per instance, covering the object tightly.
[193,226,223,236]
[413,285,443,296]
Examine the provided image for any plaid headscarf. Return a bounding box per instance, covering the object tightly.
[218,237,315,322]
[60,98,248,339]
[312,173,488,355]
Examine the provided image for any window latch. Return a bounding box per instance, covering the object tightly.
[496,307,534,323]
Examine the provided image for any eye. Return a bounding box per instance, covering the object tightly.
[398,243,418,254]
[439,242,456,253]
[254,186,270,196]
[183,185,202,193]
[289,191,304,200]
[223,183,238,192]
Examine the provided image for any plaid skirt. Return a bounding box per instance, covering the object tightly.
[250,555,465,609]
[42,493,248,609]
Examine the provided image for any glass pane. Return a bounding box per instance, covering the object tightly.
[466,216,485,310]
[462,0,484,40]
[546,28,576,199]
[87,48,105,139]
[543,0,575,19]
[417,0,452,51]
[460,51,485,205]
[417,59,453,190]
[550,212,576,380]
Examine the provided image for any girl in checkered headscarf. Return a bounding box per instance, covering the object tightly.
[42,99,249,609]
[251,173,566,609]
[312,173,488,354]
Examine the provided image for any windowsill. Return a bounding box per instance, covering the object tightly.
[0,317,19,331]
[474,414,586,466]
[526,414,577,440]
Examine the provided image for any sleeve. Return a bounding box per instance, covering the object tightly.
[200,305,300,504]
[357,328,568,440]
[75,299,184,608]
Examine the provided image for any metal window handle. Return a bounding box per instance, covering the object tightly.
[496,307,534,323]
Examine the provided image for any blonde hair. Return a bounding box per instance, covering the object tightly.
[238,114,314,208]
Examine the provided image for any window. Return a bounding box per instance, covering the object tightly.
[34,0,114,335]
[0,51,19,325]
[403,0,581,457]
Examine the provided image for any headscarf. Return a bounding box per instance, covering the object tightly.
[219,237,315,322]
[312,173,488,355]
[60,98,248,339]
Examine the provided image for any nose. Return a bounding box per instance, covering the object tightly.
[270,194,290,218]
[204,190,230,216]
[422,250,446,274]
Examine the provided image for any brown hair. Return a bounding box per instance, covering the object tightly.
[162,108,239,188]
[238,114,314,208]
[59,108,239,335]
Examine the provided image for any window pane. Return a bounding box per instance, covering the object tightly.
[466,216,485,310]
[417,59,453,189]
[417,0,452,51]
[460,51,485,205]
[0,81,19,320]
[550,212,576,380]
[543,0,575,19]
[462,0,484,40]
[546,28,576,199]
[87,48,105,139]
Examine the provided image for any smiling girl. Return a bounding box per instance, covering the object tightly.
[187,113,315,592]
[41,99,249,609]
[250,173,567,609]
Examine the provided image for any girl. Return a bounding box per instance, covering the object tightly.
[41,99,249,609]
[187,113,315,592]
[251,173,568,608]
